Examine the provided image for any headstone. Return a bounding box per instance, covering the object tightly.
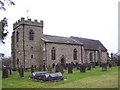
[101,63,107,71]
[71,62,75,68]
[55,62,64,74]
[9,67,12,75]
[76,63,80,70]
[86,63,91,70]
[48,65,52,71]
[91,62,95,68]
[68,63,73,73]
[31,65,34,74]
[99,62,102,67]
[35,65,37,70]
[19,65,24,77]
[43,63,46,71]
[95,62,98,66]
[2,65,8,78]
[80,64,86,72]
[66,63,68,68]
[108,62,112,68]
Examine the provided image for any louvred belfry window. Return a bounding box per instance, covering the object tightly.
[29,30,34,40]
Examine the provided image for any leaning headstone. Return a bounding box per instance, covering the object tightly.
[101,63,107,71]
[31,65,34,74]
[55,62,64,74]
[2,65,8,78]
[80,64,86,72]
[68,63,73,73]
[19,65,24,77]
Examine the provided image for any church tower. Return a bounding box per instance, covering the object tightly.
[11,17,44,70]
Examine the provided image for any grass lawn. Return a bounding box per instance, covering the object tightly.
[2,66,118,88]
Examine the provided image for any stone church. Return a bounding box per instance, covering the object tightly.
[11,17,108,70]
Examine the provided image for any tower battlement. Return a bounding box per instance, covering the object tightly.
[13,17,44,30]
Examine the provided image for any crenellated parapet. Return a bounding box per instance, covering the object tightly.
[13,17,44,30]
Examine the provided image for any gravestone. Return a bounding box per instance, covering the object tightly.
[95,62,99,66]
[34,65,37,70]
[9,67,12,75]
[108,62,112,68]
[43,63,46,71]
[19,65,24,77]
[91,62,95,68]
[68,63,73,73]
[2,65,8,78]
[55,62,64,74]
[48,65,52,71]
[99,62,102,67]
[86,63,91,70]
[80,64,86,72]
[71,62,75,68]
[31,65,34,74]
[101,63,107,71]
[76,63,80,70]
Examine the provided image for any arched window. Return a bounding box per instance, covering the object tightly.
[52,63,55,68]
[73,48,77,60]
[17,58,19,65]
[29,30,34,40]
[51,47,56,60]
[90,52,93,62]
[16,31,19,42]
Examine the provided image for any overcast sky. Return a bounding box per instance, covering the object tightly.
[0,0,119,57]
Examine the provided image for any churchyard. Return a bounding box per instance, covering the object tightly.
[2,65,118,88]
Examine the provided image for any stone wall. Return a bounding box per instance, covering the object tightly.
[84,50,108,63]
[11,18,43,70]
[45,43,83,67]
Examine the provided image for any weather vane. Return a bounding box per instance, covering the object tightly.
[26,9,29,19]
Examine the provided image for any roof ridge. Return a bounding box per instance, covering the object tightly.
[43,34,70,38]
[71,36,98,41]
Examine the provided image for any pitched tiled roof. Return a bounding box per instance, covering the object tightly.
[71,36,107,51]
[42,35,107,51]
[43,35,83,45]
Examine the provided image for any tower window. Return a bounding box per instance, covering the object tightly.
[29,30,34,40]
[31,55,33,59]
[16,31,19,42]
[51,47,56,60]
[73,48,77,60]
[31,46,33,50]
